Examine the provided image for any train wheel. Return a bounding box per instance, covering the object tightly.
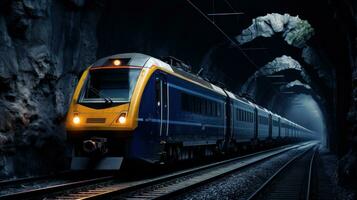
[217,141,225,155]
[176,146,182,160]
[232,142,239,154]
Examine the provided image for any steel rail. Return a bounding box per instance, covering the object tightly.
[50,142,316,200]
[246,144,318,200]
[0,170,75,187]
[306,145,318,200]
[0,176,115,200]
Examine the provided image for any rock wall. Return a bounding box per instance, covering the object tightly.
[339,0,357,191]
[0,0,102,178]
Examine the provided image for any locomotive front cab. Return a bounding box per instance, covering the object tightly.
[66,63,143,133]
[66,53,172,170]
[65,55,153,170]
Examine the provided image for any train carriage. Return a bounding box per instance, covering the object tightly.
[271,114,280,138]
[257,107,270,140]
[137,61,227,161]
[227,92,255,143]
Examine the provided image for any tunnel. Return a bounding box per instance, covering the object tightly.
[0,0,356,196]
[95,0,345,152]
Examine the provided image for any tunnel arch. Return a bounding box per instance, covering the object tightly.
[240,55,312,98]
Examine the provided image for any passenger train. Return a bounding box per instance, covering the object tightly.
[66,53,315,170]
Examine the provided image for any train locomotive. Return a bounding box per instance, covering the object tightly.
[66,53,315,170]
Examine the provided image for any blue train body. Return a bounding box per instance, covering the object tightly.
[66,53,315,170]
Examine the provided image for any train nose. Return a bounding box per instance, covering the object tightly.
[82,137,108,154]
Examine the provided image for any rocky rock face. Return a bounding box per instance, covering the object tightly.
[240,55,311,98]
[236,13,314,48]
[0,0,102,178]
[280,80,311,91]
[341,0,357,192]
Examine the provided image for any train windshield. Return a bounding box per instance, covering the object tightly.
[79,68,141,103]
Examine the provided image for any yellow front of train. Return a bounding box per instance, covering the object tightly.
[66,60,143,133]
[65,55,152,170]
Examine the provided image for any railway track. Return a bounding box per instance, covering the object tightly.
[0,142,316,200]
[247,144,318,200]
[0,174,115,200]
[0,171,78,188]
[41,142,316,200]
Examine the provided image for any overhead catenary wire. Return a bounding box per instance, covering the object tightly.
[185,0,293,100]
[223,0,239,13]
[207,12,244,16]
[223,0,242,27]
[185,0,259,69]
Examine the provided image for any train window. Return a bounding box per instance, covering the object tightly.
[258,116,269,125]
[275,120,279,126]
[188,95,194,112]
[196,96,200,114]
[201,99,205,115]
[204,100,207,115]
[81,68,141,103]
[181,92,220,117]
[181,93,189,111]
[207,101,211,116]
[193,96,199,114]
[212,103,216,116]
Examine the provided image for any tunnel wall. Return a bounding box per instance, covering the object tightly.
[0,0,102,177]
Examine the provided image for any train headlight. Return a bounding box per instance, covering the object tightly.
[118,113,126,124]
[73,114,80,124]
[113,59,121,66]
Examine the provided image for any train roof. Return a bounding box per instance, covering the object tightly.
[92,53,226,96]
[226,91,255,106]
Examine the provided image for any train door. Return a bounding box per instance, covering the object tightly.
[254,107,258,139]
[224,96,232,147]
[278,118,281,137]
[268,114,272,139]
[155,74,169,137]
